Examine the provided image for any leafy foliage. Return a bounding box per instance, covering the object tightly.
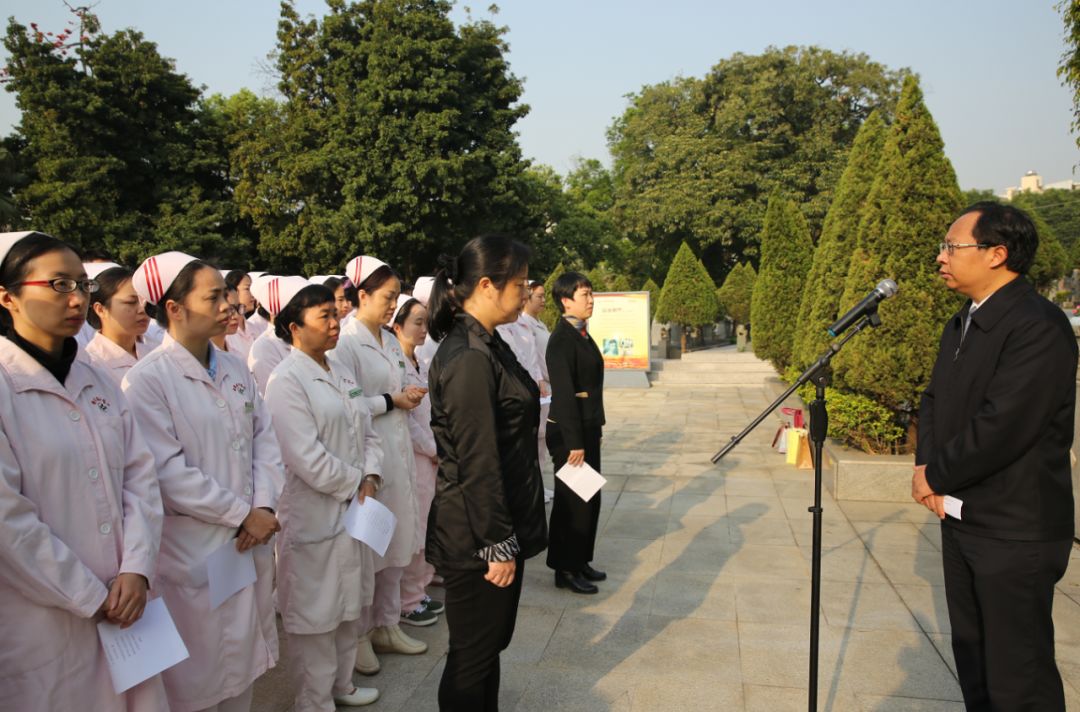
[608,46,906,279]
[655,242,719,328]
[796,383,905,454]
[641,278,660,318]
[539,261,566,330]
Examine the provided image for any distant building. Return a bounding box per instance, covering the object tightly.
[1002,170,1078,200]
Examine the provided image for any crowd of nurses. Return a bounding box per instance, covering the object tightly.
[0,230,467,712]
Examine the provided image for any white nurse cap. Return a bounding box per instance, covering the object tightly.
[133,251,198,304]
[412,276,435,307]
[345,255,387,289]
[308,274,342,286]
[0,231,49,268]
[84,262,122,279]
[252,275,311,317]
[389,293,414,325]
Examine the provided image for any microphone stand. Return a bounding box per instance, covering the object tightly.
[711,309,883,712]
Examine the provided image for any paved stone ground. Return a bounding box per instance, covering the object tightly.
[253,360,1080,711]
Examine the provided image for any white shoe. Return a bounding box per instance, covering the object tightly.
[354,633,381,675]
[370,624,428,655]
[334,686,380,706]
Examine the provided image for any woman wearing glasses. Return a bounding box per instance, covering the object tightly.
[123,251,284,712]
[84,266,155,385]
[0,231,167,711]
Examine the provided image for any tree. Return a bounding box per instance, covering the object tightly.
[716,262,756,326]
[608,46,907,279]
[243,0,532,277]
[641,277,660,318]
[1058,0,1080,148]
[792,111,887,369]
[1009,188,1080,255]
[539,261,566,330]
[749,194,814,371]
[1011,193,1071,292]
[833,75,964,416]
[655,242,719,354]
[2,9,248,266]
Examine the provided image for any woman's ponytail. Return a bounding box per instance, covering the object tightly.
[427,262,458,342]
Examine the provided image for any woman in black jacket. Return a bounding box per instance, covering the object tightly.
[545,271,606,594]
[426,235,547,712]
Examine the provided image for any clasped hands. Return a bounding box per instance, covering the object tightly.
[911,464,945,520]
[392,385,428,411]
[236,506,280,552]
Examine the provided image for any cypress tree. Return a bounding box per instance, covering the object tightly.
[717,262,756,326]
[749,195,814,371]
[655,242,720,353]
[641,278,660,318]
[540,262,566,330]
[1010,194,1070,293]
[792,111,887,368]
[833,75,963,411]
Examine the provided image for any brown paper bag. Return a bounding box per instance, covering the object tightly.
[794,431,815,470]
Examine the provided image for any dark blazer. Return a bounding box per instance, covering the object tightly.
[425,313,548,571]
[917,276,1078,541]
[546,316,606,450]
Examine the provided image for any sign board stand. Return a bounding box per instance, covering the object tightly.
[588,291,652,389]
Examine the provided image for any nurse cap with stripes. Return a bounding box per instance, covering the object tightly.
[251,275,311,317]
[345,255,387,290]
[132,251,199,304]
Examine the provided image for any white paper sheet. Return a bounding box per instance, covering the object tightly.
[555,462,607,502]
[97,597,189,694]
[206,538,257,610]
[343,496,398,557]
[943,495,963,521]
[539,396,552,406]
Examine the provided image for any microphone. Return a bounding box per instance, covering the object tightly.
[827,279,898,337]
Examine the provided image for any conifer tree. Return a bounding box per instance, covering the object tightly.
[833,75,963,411]
[641,278,660,318]
[540,262,566,330]
[655,242,720,353]
[792,111,887,368]
[717,262,756,326]
[749,195,814,371]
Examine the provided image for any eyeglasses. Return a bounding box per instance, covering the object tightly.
[227,304,244,315]
[939,241,990,256]
[18,278,100,294]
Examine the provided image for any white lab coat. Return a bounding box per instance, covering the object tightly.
[264,349,383,634]
[123,334,284,712]
[497,315,545,383]
[247,329,291,397]
[246,311,270,340]
[402,351,437,544]
[226,325,255,362]
[521,313,550,381]
[335,320,421,569]
[415,336,439,380]
[82,332,155,387]
[0,336,167,711]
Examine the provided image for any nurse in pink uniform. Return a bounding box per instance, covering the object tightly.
[123,251,284,712]
[84,266,155,385]
[0,231,167,712]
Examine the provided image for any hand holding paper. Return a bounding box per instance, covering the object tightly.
[555,461,606,502]
[343,496,398,557]
[97,597,189,694]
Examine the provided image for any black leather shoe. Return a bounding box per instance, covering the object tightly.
[554,570,598,594]
[580,564,607,582]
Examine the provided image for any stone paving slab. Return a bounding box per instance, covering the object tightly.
[252,376,1080,711]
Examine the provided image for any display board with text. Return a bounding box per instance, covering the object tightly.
[589,292,651,371]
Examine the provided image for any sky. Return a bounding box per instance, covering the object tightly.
[0,0,1076,193]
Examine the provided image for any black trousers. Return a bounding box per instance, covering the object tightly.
[545,422,602,571]
[438,558,524,712]
[941,524,1072,711]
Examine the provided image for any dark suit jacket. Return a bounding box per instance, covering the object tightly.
[917,276,1078,541]
[546,317,606,451]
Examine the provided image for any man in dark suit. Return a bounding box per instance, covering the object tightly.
[545,271,607,594]
[914,201,1078,711]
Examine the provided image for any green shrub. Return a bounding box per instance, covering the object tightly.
[641,278,660,318]
[795,384,905,454]
[540,262,566,329]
